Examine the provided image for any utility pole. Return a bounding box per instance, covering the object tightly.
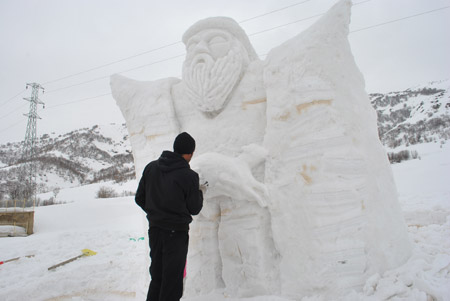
[21,82,45,205]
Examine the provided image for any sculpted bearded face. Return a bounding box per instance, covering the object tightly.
[182,29,250,115]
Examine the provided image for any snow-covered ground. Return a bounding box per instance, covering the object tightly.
[0,142,449,301]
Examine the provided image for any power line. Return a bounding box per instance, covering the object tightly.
[2,2,449,127]
[33,3,450,99]
[41,41,182,86]
[39,0,373,91]
[47,4,450,103]
[0,103,28,120]
[239,0,314,23]
[45,76,111,94]
[41,0,376,95]
[114,53,185,75]
[40,11,331,94]
[0,89,27,108]
[45,54,185,94]
[45,93,111,109]
[249,12,323,37]
[0,93,111,133]
[353,0,372,6]
[0,119,24,134]
[0,1,365,134]
[248,0,372,37]
[39,0,318,87]
[350,5,450,33]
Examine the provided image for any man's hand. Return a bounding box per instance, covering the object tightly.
[199,181,209,194]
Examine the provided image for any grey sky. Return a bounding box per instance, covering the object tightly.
[1,0,449,144]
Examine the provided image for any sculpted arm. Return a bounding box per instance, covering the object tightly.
[110,74,181,176]
[190,144,268,208]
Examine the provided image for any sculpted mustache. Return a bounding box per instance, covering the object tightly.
[190,53,214,66]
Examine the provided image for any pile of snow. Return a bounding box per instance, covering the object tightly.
[112,0,411,298]
[0,194,147,301]
[261,0,411,296]
[0,225,27,237]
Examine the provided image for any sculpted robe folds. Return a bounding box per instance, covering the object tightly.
[111,0,411,298]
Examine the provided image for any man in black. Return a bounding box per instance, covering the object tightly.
[135,132,204,301]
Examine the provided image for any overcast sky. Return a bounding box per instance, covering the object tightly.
[1,0,449,144]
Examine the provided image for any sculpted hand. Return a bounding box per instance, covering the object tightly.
[191,145,269,207]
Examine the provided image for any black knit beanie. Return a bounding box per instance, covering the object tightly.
[173,132,196,155]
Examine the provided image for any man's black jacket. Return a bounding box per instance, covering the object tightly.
[135,151,203,231]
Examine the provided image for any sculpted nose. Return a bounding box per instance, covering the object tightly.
[193,40,209,54]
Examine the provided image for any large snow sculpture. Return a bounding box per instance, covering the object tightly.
[111,0,411,298]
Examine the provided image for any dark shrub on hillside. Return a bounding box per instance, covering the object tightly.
[387,150,419,164]
[96,186,118,199]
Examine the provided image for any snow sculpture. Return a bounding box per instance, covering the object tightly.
[111,0,411,298]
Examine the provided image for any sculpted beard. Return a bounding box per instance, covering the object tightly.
[182,46,244,114]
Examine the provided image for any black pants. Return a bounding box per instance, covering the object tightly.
[146,227,189,301]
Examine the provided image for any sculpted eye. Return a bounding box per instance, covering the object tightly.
[187,42,197,51]
[208,35,230,59]
[209,36,227,45]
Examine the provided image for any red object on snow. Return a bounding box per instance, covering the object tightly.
[0,255,35,265]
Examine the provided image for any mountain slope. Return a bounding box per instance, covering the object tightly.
[370,79,450,149]
[0,123,134,195]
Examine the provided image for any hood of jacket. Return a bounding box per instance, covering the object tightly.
[157,150,190,173]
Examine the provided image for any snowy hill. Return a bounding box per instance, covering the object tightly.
[370,79,450,149]
[0,123,134,198]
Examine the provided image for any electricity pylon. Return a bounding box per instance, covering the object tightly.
[21,83,45,204]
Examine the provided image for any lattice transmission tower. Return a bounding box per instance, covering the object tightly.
[21,82,45,203]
